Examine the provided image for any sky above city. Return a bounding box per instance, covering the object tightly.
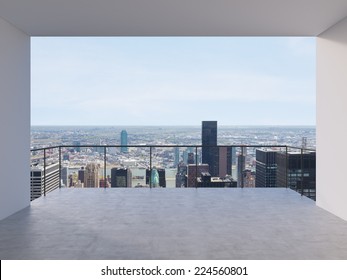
[31,37,316,126]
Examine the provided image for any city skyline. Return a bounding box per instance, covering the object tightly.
[30,123,316,199]
[31,37,316,126]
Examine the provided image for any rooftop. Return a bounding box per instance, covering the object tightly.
[1,188,347,259]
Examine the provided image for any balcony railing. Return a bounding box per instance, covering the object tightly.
[30,145,316,201]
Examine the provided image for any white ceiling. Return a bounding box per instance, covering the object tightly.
[0,0,347,36]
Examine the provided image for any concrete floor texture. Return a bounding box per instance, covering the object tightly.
[0,188,347,260]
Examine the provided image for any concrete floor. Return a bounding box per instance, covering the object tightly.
[0,188,347,260]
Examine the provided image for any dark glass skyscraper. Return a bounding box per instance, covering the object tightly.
[111,168,132,188]
[255,149,278,187]
[202,121,218,176]
[277,151,316,200]
[120,130,128,153]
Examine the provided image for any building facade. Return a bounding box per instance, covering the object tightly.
[120,130,128,153]
[218,146,232,177]
[237,154,246,187]
[255,149,278,187]
[30,162,60,201]
[111,168,132,188]
[84,163,100,188]
[187,164,209,187]
[202,121,218,176]
[277,151,316,200]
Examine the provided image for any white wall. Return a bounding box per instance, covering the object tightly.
[0,17,30,220]
[317,17,347,221]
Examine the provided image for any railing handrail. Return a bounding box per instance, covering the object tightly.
[31,144,316,152]
[286,146,316,152]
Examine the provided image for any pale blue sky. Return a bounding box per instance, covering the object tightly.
[31,37,316,126]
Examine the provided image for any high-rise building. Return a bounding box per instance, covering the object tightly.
[182,150,188,164]
[176,163,187,188]
[157,168,166,187]
[174,147,180,166]
[78,167,85,184]
[111,168,132,188]
[255,149,278,187]
[218,147,231,177]
[277,151,316,200]
[84,163,100,188]
[145,168,165,187]
[242,169,256,188]
[151,168,159,187]
[120,130,128,153]
[61,166,69,187]
[187,164,209,187]
[187,152,195,164]
[202,121,218,176]
[237,154,246,187]
[131,168,146,187]
[231,147,237,165]
[30,162,60,201]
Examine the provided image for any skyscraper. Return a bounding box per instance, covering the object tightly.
[30,162,60,201]
[242,169,256,188]
[78,166,85,183]
[111,168,132,188]
[151,168,160,187]
[84,163,99,188]
[218,147,231,177]
[61,166,69,187]
[187,152,195,164]
[276,151,316,199]
[174,147,180,166]
[255,149,278,187]
[120,130,128,153]
[176,163,187,188]
[145,168,165,187]
[231,147,237,165]
[237,154,246,187]
[157,168,166,187]
[202,121,218,176]
[187,164,209,187]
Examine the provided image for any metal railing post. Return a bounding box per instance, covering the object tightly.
[195,146,198,188]
[285,146,288,189]
[301,148,304,196]
[59,147,62,188]
[230,146,233,179]
[241,146,244,188]
[104,146,107,188]
[43,148,46,196]
[149,147,152,188]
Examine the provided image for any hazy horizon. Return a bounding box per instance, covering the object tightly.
[31,124,316,128]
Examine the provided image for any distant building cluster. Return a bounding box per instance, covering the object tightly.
[30,123,316,201]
